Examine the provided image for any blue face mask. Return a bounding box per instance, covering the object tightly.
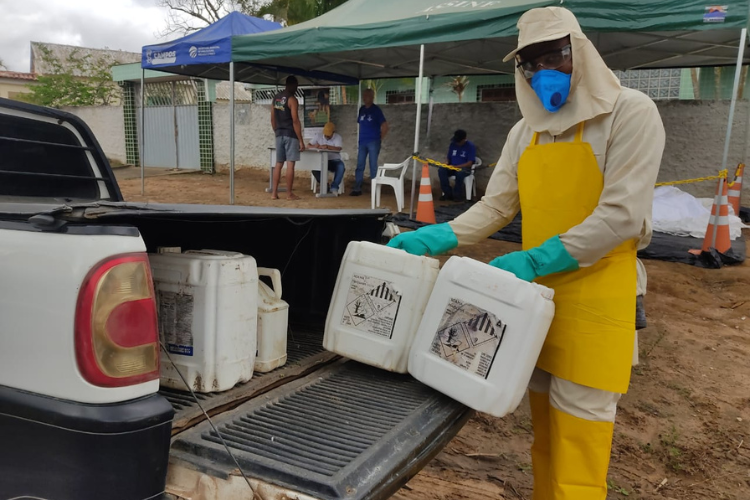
[530,70,572,113]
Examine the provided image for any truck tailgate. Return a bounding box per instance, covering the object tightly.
[169,360,471,500]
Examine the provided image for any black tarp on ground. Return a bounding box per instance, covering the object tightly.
[391,202,746,266]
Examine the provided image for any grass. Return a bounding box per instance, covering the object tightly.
[660,424,686,472]
[607,479,631,496]
[511,417,533,435]
[639,441,656,454]
[636,401,662,417]
[667,382,693,401]
[517,462,533,473]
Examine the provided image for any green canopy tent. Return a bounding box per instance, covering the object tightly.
[231,0,750,215]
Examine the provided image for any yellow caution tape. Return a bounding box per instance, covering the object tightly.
[655,169,728,187]
[411,154,496,172]
[728,163,744,188]
[414,153,735,189]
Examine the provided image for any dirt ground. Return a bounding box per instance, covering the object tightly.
[120,167,750,500]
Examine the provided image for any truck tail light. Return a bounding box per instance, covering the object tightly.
[75,253,160,387]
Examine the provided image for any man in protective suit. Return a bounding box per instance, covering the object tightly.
[388,7,665,499]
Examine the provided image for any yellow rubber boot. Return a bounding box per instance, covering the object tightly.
[529,390,552,500]
[549,406,614,500]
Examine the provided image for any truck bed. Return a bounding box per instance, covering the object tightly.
[161,326,336,433]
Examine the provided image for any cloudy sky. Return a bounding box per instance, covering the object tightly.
[0,0,171,72]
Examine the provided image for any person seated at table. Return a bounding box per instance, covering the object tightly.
[439,129,476,201]
[309,122,346,195]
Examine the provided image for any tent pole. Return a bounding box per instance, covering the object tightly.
[172,81,179,170]
[409,44,425,219]
[744,68,750,168]
[426,76,435,144]
[357,80,362,117]
[720,27,747,174]
[356,80,361,190]
[230,61,236,205]
[140,68,145,196]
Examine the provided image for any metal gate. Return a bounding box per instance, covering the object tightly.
[137,81,200,169]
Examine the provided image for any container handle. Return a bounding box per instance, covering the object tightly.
[257,267,282,299]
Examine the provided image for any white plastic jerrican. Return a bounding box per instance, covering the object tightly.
[324,241,440,373]
[408,256,556,417]
[255,267,289,373]
[149,249,258,393]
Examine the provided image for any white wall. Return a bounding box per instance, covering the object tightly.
[63,100,750,199]
[212,103,278,171]
[211,100,750,198]
[62,105,127,164]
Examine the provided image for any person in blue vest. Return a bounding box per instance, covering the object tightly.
[439,129,477,201]
[350,88,388,196]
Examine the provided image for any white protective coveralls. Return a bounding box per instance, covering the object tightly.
[448,7,665,499]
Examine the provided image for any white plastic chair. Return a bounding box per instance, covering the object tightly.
[371,158,410,213]
[311,152,348,195]
[463,157,482,200]
[448,157,482,201]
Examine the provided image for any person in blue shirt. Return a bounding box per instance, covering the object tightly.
[439,129,476,201]
[350,88,389,196]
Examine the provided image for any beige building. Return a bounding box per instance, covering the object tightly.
[0,71,36,100]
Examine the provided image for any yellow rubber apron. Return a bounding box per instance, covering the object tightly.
[517,122,636,394]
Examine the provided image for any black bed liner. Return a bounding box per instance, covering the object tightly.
[161,327,337,433]
[170,360,471,500]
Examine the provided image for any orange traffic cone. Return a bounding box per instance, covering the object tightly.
[691,176,732,255]
[415,162,437,224]
[728,163,744,216]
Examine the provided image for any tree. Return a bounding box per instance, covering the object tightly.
[360,79,385,98]
[158,0,259,35]
[21,46,120,108]
[258,0,347,25]
[445,76,470,102]
[158,0,346,34]
[0,59,5,70]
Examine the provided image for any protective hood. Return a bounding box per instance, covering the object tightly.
[507,7,622,136]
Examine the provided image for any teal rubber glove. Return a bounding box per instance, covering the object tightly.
[489,235,579,282]
[386,223,458,256]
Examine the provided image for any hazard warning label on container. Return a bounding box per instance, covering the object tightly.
[430,298,507,379]
[341,274,402,339]
[156,290,195,356]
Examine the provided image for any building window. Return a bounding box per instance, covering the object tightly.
[476,84,516,102]
[385,89,415,104]
[614,69,682,100]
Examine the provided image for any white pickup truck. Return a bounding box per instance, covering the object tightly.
[0,97,471,500]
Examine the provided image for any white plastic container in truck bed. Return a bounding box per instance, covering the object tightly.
[149,249,258,393]
[408,256,555,417]
[255,267,289,373]
[324,241,440,373]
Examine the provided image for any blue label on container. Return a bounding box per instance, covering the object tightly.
[168,344,194,356]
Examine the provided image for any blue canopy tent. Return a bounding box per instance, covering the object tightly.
[140,12,357,203]
[142,12,282,75]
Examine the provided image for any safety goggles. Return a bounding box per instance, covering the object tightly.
[516,44,572,79]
